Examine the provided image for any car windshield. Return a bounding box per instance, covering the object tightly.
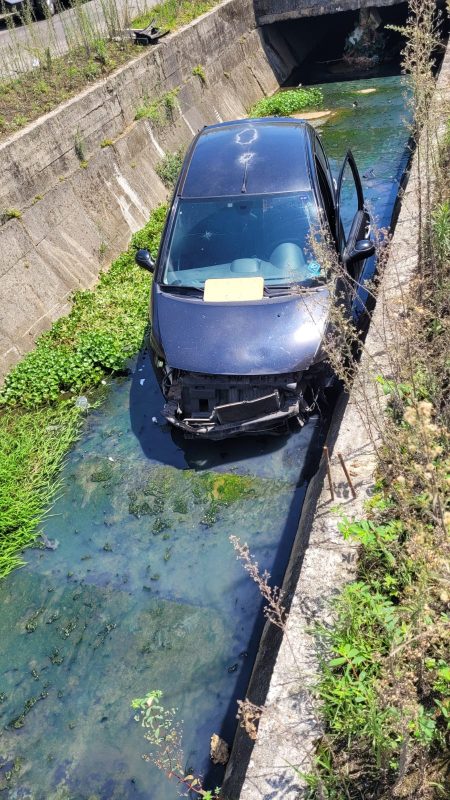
[160,192,326,289]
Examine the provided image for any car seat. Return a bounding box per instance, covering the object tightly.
[270,242,307,279]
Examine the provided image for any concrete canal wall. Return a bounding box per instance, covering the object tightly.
[222,38,450,800]
[0,0,297,379]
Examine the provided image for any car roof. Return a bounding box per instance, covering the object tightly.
[179,118,314,199]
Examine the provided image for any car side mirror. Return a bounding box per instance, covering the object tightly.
[347,239,375,263]
[135,249,155,272]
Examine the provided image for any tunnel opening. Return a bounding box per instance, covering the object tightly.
[260,3,415,86]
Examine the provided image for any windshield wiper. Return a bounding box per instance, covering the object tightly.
[161,284,204,297]
[264,286,298,297]
[265,282,326,297]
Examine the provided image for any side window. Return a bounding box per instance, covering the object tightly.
[315,159,335,233]
[315,136,333,190]
[339,160,360,243]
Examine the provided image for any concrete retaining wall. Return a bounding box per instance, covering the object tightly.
[222,39,450,800]
[0,0,298,378]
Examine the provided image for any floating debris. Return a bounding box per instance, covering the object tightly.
[75,396,89,410]
[40,533,59,550]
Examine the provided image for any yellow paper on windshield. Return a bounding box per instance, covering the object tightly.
[204,277,264,302]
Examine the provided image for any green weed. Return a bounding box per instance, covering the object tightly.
[0,204,167,409]
[0,203,168,576]
[249,87,323,118]
[155,149,184,189]
[432,200,450,263]
[192,63,206,83]
[131,0,216,33]
[135,89,179,126]
[74,129,85,161]
[1,208,22,223]
[0,406,82,578]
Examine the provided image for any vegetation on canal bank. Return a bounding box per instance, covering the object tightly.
[0,0,217,141]
[302,2,450,796]
[0,203,167,578]
[249,87,323,118]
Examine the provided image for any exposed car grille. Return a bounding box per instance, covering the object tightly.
[175,371,301,419]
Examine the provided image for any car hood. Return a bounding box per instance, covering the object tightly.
[152,287,331,375]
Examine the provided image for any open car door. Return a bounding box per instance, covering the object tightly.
[336,150,374,265]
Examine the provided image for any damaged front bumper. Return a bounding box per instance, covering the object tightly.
[160,369,326,440]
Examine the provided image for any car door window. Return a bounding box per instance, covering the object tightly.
[315,158,335,234]
[336,151,364,250]
[315,136,334,191]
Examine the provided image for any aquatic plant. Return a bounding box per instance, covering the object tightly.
[249,87,323,118]
[132,690,221,798]
[128,466,272,529]
[0,406,82,578]
[0,203,168,577]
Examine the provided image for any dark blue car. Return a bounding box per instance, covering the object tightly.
[136,118,374,439]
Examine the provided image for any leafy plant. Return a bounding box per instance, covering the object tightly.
[1,208,22,223]
[192,64,206,83]
[132,690,220,798]
[0,204,167,409]
[155,149,184,189]
[249,87,323,118]
[135,90,179,125]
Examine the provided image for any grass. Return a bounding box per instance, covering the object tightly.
[249,87,323,118]
[0,203,168,576]
[131,0,216,32]
[192,63,206,83]
[135,88,179,125]
[0,406,82,578]
[305,126,450,798]
[0,42,134,141]
[0,0,219,143]
[1,208,22,222]
[155,148,184,188]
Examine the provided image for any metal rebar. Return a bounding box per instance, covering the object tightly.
[323,445,334,501]
[338,452,357,499]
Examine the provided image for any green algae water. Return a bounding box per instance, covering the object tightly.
[0,74,411,799]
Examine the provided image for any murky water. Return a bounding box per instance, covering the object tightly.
[0,75,411,800]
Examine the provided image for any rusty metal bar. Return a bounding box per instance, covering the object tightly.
[338,452,357,499]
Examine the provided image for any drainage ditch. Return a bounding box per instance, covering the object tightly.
[0,50,414,800]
